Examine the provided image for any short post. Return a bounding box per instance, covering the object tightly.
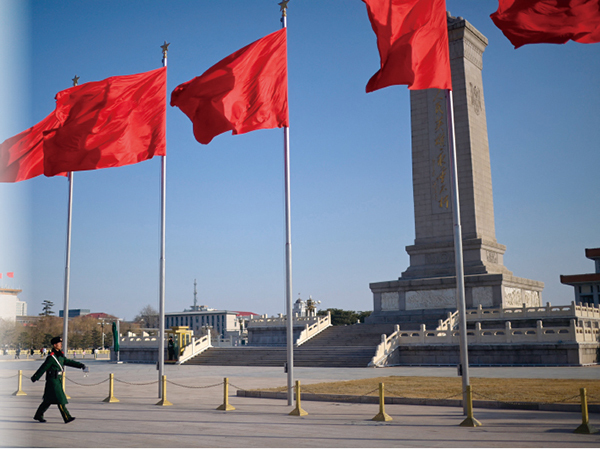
[459,385,482,427]
[216,377,235,411]
[62,372,71,399]
[13,370,27,396]
[574,388,598,434]
[103,373,120,403]
[372,382,392,421]
[156,374,173,406]
[289,380,308,416]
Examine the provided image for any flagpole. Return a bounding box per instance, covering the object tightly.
[61,75,80,355]
[158,41,169,398]
[279,0,294,407]
[445,89,470,415]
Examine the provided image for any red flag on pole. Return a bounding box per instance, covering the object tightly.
[6,272,13,278]
[363,0,452,92]
[491,0,600,48]
[170,28,288,145]
[0,112,62,182]
[43,67,167,177]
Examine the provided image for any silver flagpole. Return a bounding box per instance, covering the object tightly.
[158,41,169,398]
[445,89,470,415]
[279,0,294,406]
[62,75,79,355]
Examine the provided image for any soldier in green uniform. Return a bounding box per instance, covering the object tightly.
[31,336,86,423]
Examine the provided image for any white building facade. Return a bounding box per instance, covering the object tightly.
[0,288,21,321]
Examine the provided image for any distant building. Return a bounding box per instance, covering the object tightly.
[59,309,91,318]
[560,248,600,307]
[0,288,22,321]
[16,300,27,316]
[166,307,260,339]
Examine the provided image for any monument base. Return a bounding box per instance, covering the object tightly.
[368,273,544,324]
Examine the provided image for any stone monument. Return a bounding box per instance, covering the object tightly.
[368,15,544,323]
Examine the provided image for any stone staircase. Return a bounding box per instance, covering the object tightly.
[184,323,398,367]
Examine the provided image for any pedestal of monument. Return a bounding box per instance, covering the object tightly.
[368,15,543,324]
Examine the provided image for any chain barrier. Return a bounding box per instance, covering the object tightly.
[0,373,18,379]
[166,379,223,390]
[65,376,109,387]
[586,393,600,404]
[472,390,581,406]
[385,386,463,401]
[114,378,158,386]
[228,382,245,391]
[300,385,380,403]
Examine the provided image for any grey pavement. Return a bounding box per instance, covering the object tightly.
[1,358,599,447]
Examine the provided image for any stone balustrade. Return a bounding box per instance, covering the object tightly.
[177,333,211,364]
[296,312,332,346]
[370,318,599,367]
[247,314,321,328]
[465,301,600,321]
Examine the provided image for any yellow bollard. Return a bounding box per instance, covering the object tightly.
[289,380,308,416]
[216,377,235,411]
[13,370,27,396]
[372,382,392,421]
[156,375,173,406]
[459,385,482,427]
[103,373,120,403]
[574,388,598,434]
[62,372,71,399]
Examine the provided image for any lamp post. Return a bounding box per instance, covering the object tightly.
[97,319,105,349]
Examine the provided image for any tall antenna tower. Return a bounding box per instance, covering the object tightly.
[193,279,198,310]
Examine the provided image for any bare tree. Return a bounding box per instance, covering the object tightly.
[134,305,159,328]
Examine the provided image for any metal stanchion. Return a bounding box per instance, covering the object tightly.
[289,380,308,416]
[156,375,173,406]
[574,388,598,434]
[372,382,392,421]
[216,377,235,411]
[103,373,120,403]
[13,370,27,396]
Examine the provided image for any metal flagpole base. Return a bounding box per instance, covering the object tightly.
[459,416,482,427]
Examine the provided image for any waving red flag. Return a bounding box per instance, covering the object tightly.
[491,0,600,48]
[6,272,14,278]
[171,28,288,145]
[43,67,167,177]
[363,0,452,92]
[0,112,61,182]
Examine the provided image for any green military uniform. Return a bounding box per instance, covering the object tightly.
[31,341,85,423]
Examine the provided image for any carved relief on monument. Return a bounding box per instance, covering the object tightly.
[486,250,498,264]
[406,289,455,310]
[504,287,522,307]
[425,252,452,265]
[428,89,450,214]
[472,286,493,307]
[523,290,541,307]
[381,292,399,311]
[469,82,482,116]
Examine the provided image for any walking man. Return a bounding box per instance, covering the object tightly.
[31,336,86,423]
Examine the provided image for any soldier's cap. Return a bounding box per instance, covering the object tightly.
[50,336,62,345]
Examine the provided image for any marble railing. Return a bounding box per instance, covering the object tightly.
[370,319,599,367]
[296,312,332,346]
[177,333,212,364]
[465,301,600,321]
[247,314,321,328]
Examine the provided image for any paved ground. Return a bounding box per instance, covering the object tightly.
[1,357,599,447]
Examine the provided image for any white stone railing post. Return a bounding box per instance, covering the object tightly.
[536,320,543,342]
[505,322,512,344]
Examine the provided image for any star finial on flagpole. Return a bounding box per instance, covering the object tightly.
[279,0,289,16]
[161,41,170,58]
[72,75,80,86]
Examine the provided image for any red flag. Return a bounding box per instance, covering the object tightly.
[363,0,452,92]
[6,272,13,278]
[170,28,288,145]
[491,0,600,48]
[43,67,167,177]
[0,112,61,182]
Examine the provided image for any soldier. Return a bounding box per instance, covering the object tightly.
[31,336,86,423]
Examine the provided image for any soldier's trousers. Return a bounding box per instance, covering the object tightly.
[34,400,72,422]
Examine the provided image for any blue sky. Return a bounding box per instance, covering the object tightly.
[0,1,598,321]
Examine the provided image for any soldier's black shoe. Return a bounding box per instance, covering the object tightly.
[34,416,46,423]
[65,417,75,424]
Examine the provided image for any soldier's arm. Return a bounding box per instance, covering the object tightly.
[31,357,51,382]
[64,358,85,369]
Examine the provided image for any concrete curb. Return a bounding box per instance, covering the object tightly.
[236,389,600,413]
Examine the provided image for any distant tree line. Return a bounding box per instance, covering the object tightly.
[317,308,371,326]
